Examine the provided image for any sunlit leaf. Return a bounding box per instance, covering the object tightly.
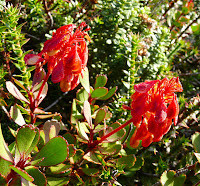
[10,105,26,126]
[0,124,13,162]
[32,136,68,166]
[10,165,34,182]
[6,81,29,103]
[79,67,90,93]
[94,75,107,89]
[91,87,108,99]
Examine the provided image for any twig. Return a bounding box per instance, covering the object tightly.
[162,0,178,17]
[44,92,68,111]
[175,14,200,42]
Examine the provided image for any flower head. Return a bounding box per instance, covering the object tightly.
[129,77,183,148]
[25,22,90,92]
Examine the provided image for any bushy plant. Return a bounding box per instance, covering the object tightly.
[0,0,200,185]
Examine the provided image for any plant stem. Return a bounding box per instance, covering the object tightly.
[89,118,133,149]
[36,72,51,106]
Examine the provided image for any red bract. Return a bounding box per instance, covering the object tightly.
[25,22,90,92]
[129,77,183,148]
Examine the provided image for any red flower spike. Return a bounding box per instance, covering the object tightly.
[24,22,90,92]
[51,60,65,83]
[134,80,159,93]
[124,77,183,148]
[167,94,179,120]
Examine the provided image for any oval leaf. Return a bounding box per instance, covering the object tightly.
[10,105,26,126]
[94,75,107,89]
[79,67,90,93]
[91,87,108,99]
[99,86,117,100]
[94,108,106,125]
[33,136,69,166]
[16,125,40,158]
[6,81,29,103]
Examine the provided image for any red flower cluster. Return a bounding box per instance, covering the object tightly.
[25,22,90,92]
[129,77,183,148]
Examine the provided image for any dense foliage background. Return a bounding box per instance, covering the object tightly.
[0,0,200,185]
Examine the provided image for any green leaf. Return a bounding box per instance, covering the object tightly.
[79,67,90,93]
[10,165,34,182]
[76,88,89,102]
[43,119,61,143]
[32,136,68,166]
[82,168,99,176]
[105,122,126,142]
[76,122,89,141]
[62,133,76,144]
[116,155,136,169]
[69,149,84,164]
[91,87,108,99]
[98,143,122,155]
[124,157,144,176]
[83,152,101,165]
[0,174,7,186]
[26,167,47,186]
[94,75,107,88]
[192,132,200,153]
[94,108,106,125]
[160,170,186,186]
[0,157,12,177]
[49,164,72,174]
[0,124,13,162]
[47,177,70,186]
[98,86,117,100]
[16,125,39,158]
[10,105,26,126]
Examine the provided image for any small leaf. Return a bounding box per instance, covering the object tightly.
[116,155,136,169]
[63,133,76,144]
[94,108,106,125]
[105,122,126,142]
[21,177,36,186]
[76,122,89,141]
[47,177,70,186]
[0,124,13,162]
[98,143,122,155]
[69,149,84,164]
[76,88,89,102]
[82,168,99,176]
[10,165,34,182]
[94,75,107,89]
[160,170,186,186]
[43,120,61,143]
[192,132,200,153]
[32,136,68,166]
[6,81,29,103]
[83,152,101,165]
[79,67,90,93]
[49,164,72,174]
[26,167,47,186]
[16,125,40,158]
[10,105,26,126]
[91,87,108,99]
[99,86,118,100]
[83,101,92,128]
[0,157,13,177]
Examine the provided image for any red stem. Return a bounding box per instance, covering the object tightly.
[36,72,51,106]
[88,118,133,149]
